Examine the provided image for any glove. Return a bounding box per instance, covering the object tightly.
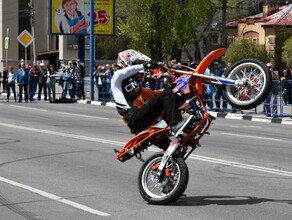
[143,60,158,70]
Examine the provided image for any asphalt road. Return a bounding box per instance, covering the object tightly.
[0,101,291,220]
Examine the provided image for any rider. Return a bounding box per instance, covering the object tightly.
[111,49,195,150]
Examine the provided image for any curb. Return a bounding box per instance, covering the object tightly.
[77,100,116,107]
[209,112,292,125]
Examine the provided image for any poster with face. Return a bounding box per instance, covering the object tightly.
[49,0,114,35]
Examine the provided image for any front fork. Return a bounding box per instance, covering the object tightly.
[155,139,180,178]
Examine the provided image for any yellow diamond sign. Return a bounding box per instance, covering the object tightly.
[17,30,34,48]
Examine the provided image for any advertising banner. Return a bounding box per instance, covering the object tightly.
[49,0,114,35]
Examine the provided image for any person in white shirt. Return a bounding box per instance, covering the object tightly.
[6,66,16,102]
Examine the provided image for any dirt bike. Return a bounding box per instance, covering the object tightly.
[114,48,272,205]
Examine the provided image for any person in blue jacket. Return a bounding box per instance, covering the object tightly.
[17,61,29,102]
[61,66,74,99]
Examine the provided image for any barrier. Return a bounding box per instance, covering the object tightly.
[205,80,292,117]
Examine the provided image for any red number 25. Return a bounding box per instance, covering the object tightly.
[88,10,109,25]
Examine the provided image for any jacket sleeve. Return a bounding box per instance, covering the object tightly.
[111,64,144,87]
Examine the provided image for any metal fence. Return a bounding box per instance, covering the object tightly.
[201,80,292,117]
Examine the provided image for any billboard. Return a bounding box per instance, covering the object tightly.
[49,0,114,35]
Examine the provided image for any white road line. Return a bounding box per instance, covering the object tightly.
[0,121,291,213]
[0,104,108,120]
[0,122,290,177]
[189,155,292,177]
[221,132,282,142]
[0,122,121,145]
[56,112,109,120]
[11,105,48,112]
[0,176,110,216]
[149,148,292,177]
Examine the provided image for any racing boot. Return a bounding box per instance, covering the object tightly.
[171,115,196,137]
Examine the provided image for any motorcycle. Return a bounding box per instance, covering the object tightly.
[114,48,272,205]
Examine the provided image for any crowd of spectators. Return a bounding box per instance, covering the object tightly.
[0,58,86,103]
[93,59,292,116]
[93,59,178,102]
[1,57,292,117]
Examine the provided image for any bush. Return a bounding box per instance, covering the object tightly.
[282,36,292,68]
[225,39,270,64]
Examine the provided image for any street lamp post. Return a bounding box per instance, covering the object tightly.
[28,0,36,64]
[221,0,227,47]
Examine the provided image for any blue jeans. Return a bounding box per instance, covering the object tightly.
[29,80,38,101]
[7,83,16,101]
[264,93,277,116]
[214,86,227,110]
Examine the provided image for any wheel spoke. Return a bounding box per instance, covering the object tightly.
[142,158,180,198]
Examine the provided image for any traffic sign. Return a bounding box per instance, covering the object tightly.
[17,30,34,48]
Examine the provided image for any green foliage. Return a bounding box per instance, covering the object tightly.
[95,35,130,60]
[282,36,292,68]
[274,30,291,70]
[225,39,270,64]
[117,0,217,59]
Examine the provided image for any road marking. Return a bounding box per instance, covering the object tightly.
[0,122,290,177]
[0,176,110,216]
[0,120,292,211]
[149,148,292,177]
[189,155,292,177]
[56,112,109,120]
[11,105,48,112]
[0,122,121,145]
[0,104,108,120]
[221,132,282,142]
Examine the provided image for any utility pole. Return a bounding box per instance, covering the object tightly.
[221,0,227,47]
[28,0,36,64]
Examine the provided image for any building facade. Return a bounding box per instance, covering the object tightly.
[0,0,90,70]
[226,3,292,60]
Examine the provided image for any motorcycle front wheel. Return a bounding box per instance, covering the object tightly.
[223,59,272,110]
[138,152,189,205]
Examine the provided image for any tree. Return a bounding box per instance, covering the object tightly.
[95,35,130,60]
[94,0,131,60]
[224,39,270,64]
[117,0,217,61]
[282,36,292,68]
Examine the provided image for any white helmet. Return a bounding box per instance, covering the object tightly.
[117,49,151,68]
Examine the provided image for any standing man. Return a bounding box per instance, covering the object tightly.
[264,63,279,117]
[46,64,57,102]
[2,67,8,93]
[16,61,29,102]
[38,63,48,101]
[6,66,17,102]
[29,63,41,102]
[213,61,227,112]
[69,60,76,99]
[223,60,236,113]
[76,59,86,99]
[104,64,113,101]
[61,66,74,99]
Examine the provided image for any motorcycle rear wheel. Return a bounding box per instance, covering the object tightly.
[138,152,189,205]
[223,59,272,110]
